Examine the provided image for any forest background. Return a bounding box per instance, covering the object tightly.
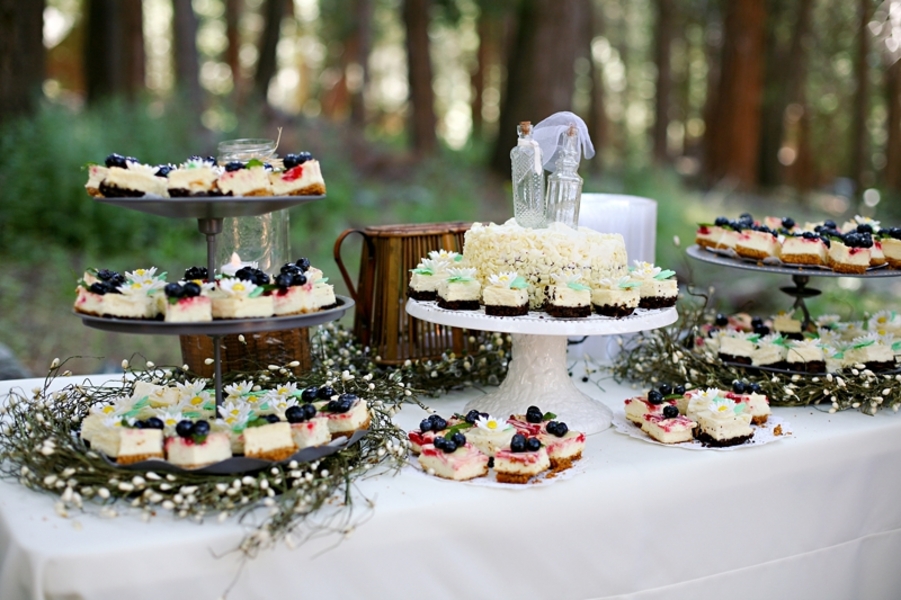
[2,0,901,375]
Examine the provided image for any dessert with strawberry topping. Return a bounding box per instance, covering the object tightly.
[162,280,212,322]
[494,433,550,484]
[735,227,780,260]
[641,408,696,444]
[316,392,371,440]
[624,385,681,425]
[408,413,458,454]
[418,432,490,481]
[242,417,297,461]
[539,420,585,471]
[269,152,326,196]
[165,419,231,468]
[272,260,316,315]
[284,403,330,449]
[780,231,828,266]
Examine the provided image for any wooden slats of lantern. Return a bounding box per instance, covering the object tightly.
[179,329,311,378]
[334,222,476,365]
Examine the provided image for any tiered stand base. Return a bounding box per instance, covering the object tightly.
[406,300,677,434]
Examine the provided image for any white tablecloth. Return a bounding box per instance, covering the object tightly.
[1,372,901,600]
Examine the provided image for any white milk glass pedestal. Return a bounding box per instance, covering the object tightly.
[406,300,677,434]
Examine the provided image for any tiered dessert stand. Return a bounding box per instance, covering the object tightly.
[686,245,901,328]
[76,195,354,411]
[406,300,677,434]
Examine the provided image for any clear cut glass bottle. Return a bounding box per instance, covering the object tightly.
[545,125,583,228]
[510,121,547,228]
[216,138,290,274]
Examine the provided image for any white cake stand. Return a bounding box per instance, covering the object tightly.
[405,300,678,434]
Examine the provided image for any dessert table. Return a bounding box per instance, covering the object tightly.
[1,370,901,600]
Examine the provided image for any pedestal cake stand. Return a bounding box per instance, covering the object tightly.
[78,195,354,411]
[406,300,677,434]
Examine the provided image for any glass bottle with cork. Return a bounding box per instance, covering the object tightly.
[510,121,547,229]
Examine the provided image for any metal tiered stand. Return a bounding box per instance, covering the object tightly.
[406,300,677,434]
[686,245,901,329]
[76,195,354,412]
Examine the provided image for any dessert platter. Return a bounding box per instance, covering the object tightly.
[77,153,353,409]
[613,380,789,450]
[407,405,587,485]
[690,212,901,329]
[405,219,679,435]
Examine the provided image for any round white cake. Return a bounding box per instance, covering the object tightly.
[462,219,629,309]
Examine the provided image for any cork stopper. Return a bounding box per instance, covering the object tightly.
[519,121,532,135]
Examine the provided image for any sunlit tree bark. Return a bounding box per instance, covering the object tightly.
[885,58,901,192]
[403,0,437,154]
[84,0,122,104]
[850,0,872,196]
[652,0,674,164]
[254,0,287,102]
[225,0,243,98]
[489,0,587,175]
[0,0,45,123]
[172,0,203,108]
[121,0,145,98]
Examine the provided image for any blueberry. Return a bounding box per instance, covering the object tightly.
[442,440,458,453]
[526,437,541,452]
[282,153,298,169]
[286,405,305,423]
[433,436,447,450]
[193,420,211,437]
[144,417,164,430]
[715,313,728,326]
[662,405,679,419]
[280,263,302,275]
[301,386,319,402]
[554,422,569,436]
[265,414,280,423]
[224,161,244,172]
[450,432,466,446]
[327,400,340,412]
[647,390,664,405]
[184,266,207,281]
[857,223,873,234]
[89,281,113,295]
[732,380,747,394]
[673,384,686,395]
[753,324,770,336]
[253,271,270,286]
[749,382,763,393]
[292,273,307,286]
[234,267,255,281]
[751,316,764,327]
[132,420,146,429]
[526,405,543,423]
[275,273,294,288]
[431,416,447,431]
[860,233,874,248]
[182,281,201,297]
[297,151,312,163]
[820,235,831,248]
[782,217,795,229]
[890,227,901,240]
[317,386,335,400]
[175,420,194,438]
[738,213,754,225]
[844,232,861,248]
[337,398,354,413]
[480,412,489,419]
[802,231,818,240]
[419,418,433,432]
[546,421,559,436]
[302,403,317,420]
[510,434,526,452]
[155,165,174,177]
[339,393,358,402]
[164,282,184,298]
[824,220,837,229]
[658,383,673,396]
[714,216,729,226]
[105,153,128,168]
[96,269,118,282]
[295,257,311,272]
[465,409,481,424]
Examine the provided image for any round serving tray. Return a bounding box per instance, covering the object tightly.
[686,244,901,278]
[76,295,353,336]
[405,299,678,336]
[93,194,325,219]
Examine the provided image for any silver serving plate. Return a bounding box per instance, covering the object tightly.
[98,429,367,475]
[76,295,353,336]
[686,244,901,278]
[94,194,326,219]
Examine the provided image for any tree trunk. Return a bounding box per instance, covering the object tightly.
[225,0,243,98]
[886,58,901,192]
[471,3,491,140]
[704,0,766,188]
[84,0,123,104]
[489,0,587,175]
[652,0,674,164]
[172,0,203,109]
[120,0,145,98]
[586,0,606,173]
[254,0,286,102]
[850,0,871,196]
[403,0,437,155]
[0,0,45,124]
[757,0,813,189]
[348,0,372,126]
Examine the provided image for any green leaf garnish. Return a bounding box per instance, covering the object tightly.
[249,287,265,298]
[653,270,676,280]
[510,275,528,290]
[246,158,264,168]
[542,411,557,421]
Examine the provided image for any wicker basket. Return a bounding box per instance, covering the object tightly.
[334,222,477,365]
[179,328,312,378]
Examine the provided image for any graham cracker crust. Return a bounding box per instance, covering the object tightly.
[593,304,635,318]
[246,446,296,461]
[549,451,582,472]
[827,258,868,274]
[780,254,823,266]
[545,304,591,318]
[117,452,164,465]
[329,414,372,441]
[751,415,769,426]
[735,247,772,260]
[495,471,534,484]
[287,182,327,196]
[886,259,901,269]
[407,288,437,301]
[694,430,754,447]
[485,304,529,316]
